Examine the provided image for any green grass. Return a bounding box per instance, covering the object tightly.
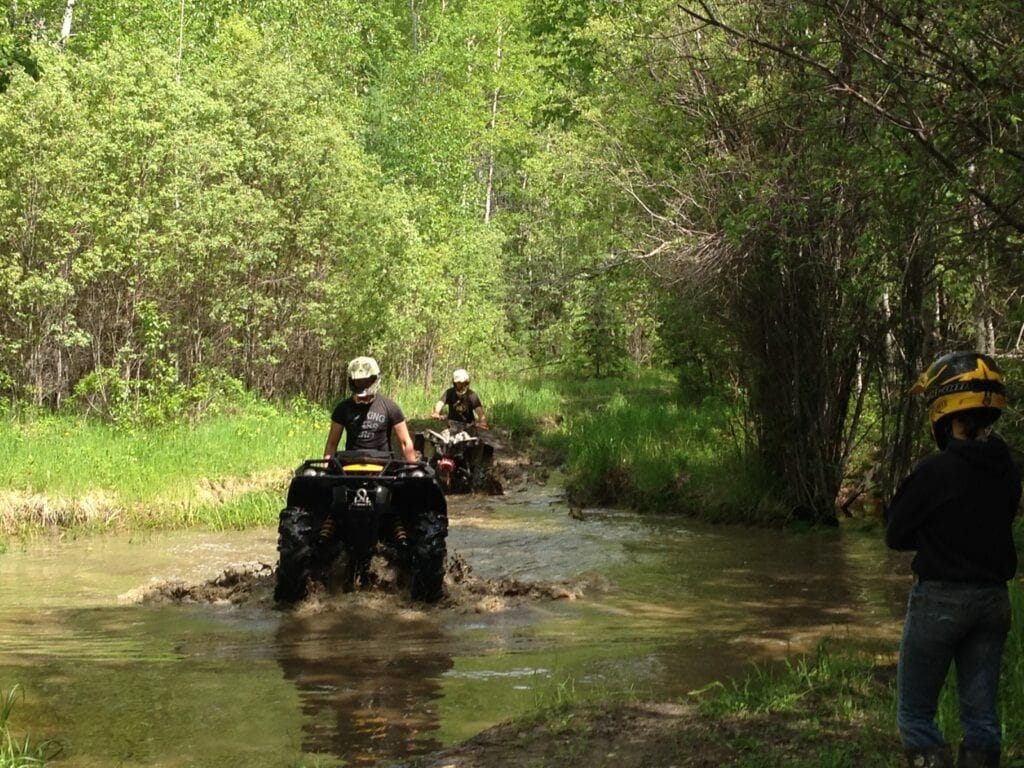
[551,370,784,522]
[402,369,778,521]
[0,377,571,540]
[0,399,325,536]
[693,580,1024,765]
[0,370,786,539]
[393,375,564,449]
[1,686,58,767]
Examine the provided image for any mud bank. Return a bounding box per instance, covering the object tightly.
[380,696,898,768]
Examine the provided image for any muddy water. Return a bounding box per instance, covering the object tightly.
[0,482,913,768]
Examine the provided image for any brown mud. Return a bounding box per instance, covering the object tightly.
[382,697,896,768]
[119,551,594,612]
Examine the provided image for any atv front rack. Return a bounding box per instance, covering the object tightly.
[295,451,434,479]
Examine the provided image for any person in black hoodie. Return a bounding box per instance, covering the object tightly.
[887,352,1021,768]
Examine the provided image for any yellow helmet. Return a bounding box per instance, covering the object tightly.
[911,351,1006,445]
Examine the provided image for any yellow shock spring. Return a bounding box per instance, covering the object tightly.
[319,518,335,542]
[393,520,408,545]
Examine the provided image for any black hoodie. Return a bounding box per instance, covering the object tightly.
[886,435,1021,583]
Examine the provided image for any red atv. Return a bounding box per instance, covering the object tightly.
[415,421,493,493]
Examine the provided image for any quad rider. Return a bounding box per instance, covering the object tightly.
[431,368,491,485]
[431,368,488,429]
[276,355,447,604]
[886,351,1021,768]
[324,356,417,462]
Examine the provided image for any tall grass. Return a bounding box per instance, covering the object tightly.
[0,686,57,767]
[0,400,324,535]
[392,375,564,448]
[0,377,570,538]
[1,370,783,537]
[554,371,784,521]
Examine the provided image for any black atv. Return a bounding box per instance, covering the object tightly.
[273,450,448,604]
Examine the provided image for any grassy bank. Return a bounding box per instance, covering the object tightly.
[0,401,324,540]
[1,370,772,542]
[0,378,572,543]
[548,372,780,522]
[461,581,1024,768]
[692,579,1024,765]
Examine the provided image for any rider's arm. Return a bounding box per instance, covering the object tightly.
[474,404,488,428]
[393,420,417,461]
[431,398,446,419]
[323,421,343,460]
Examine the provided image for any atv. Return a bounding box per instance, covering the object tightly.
[414,420,493,493]
[273,449,448,604]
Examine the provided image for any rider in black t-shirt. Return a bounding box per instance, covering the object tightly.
[323,356,416,461]
[431,368,488,429]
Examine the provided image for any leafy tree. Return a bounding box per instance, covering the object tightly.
[1,3,42,92]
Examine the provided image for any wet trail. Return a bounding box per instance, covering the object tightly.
[0,480,913,768]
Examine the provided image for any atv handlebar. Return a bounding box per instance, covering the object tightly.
[298,451,435,479]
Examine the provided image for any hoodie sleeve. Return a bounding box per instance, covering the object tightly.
[885,462,933,551]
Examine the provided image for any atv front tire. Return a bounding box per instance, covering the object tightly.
[274,507,315,603]
[408,510,447,602]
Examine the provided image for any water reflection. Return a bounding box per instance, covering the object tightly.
[275,608,453,765]
[0,497,913,768]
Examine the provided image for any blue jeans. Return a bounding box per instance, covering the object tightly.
[897,580,1011,752]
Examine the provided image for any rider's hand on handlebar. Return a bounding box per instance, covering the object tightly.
[431,412,442,419]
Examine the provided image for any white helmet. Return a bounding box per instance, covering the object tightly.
[452,368,470,385]
[348,356,381,398]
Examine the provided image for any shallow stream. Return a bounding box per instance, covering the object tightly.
[0,481,913,767]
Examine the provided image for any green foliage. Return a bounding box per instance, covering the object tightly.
[3,0,1023,526]
[0,399,323,534]
[0,6,41,94]
[555,370,785,521]
[0,685,58,766]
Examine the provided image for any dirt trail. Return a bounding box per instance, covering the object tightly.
[384,702,750,768]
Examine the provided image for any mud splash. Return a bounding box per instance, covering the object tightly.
[119,550,596,612]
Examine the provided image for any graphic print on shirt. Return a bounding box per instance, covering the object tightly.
[451,396,470,421]
[445,387,480,424]
[360,408,387,443]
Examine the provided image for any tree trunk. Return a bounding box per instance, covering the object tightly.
[60,0,74,48]
[484,31,503,223]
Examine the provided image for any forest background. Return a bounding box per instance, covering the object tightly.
[2,0,1024,526]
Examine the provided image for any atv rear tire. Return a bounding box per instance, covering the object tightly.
[274,507,315,603]
[408,510,447,602]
